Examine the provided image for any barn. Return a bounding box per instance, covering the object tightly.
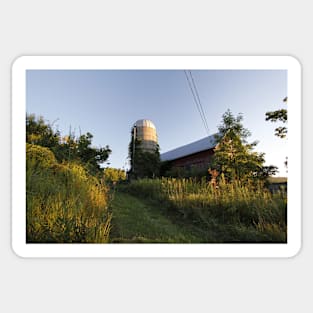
[160,133,219,170]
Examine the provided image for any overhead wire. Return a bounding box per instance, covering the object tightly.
[183,70,210,135]
[184,70,207,133]
[188,70,210,134]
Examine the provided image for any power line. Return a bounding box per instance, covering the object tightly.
[184,70,208,134]
[188,71,210,134]
[183,70,210,135]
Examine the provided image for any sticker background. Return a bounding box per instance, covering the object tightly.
[1,1,311,312]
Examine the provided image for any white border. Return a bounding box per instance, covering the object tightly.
[12,56,301,258]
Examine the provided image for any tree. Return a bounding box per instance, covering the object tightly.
[254,165,279,181]
[212,110,267,182]
[75,132,111,174]
[265,97,288,138]
[266,97,288,172]
[26,114,60,148]
[26,114,111,175]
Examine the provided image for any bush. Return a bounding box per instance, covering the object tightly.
[103,167,126,184]
[26,145,111,243]
[26,143,57,169]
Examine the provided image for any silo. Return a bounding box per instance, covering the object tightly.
[133,119,158,153]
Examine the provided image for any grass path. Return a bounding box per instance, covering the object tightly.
[108,190,284,243]
[109,191,209,243]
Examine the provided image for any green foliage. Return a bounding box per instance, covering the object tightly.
[217,109,251,142]
[212,110,269,182]
[265,97,288,138]
[26,114,60,148]
[56,131,111,175]
[103,167,127,184]
[265,109,287,123]
[26,143,57,169]
[120,178,287,242]
[133,149,161,178]
[26,144,111,243]
[255,165,279,182]
[128,128,161,178]
[26,113,111,174]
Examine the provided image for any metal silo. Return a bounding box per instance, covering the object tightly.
[133,119,158,153]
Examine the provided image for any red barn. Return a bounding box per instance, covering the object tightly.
[160,133,218,170]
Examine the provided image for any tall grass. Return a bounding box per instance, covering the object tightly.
[121,177,287,242]
[26,144,111,243]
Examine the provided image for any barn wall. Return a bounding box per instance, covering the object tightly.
[171,149,214,169]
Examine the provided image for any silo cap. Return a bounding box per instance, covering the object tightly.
[134,119,156,129]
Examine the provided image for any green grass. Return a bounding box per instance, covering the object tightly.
[109,189,286,243]
[109,191,213,243]
[26,143,287,243]
[115,178,287,243]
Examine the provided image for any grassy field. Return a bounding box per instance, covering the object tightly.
[109,191,211,242]
[26,143,287,243]
[112,178,287,243]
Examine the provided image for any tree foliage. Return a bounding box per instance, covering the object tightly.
[212,110,272,182]
[128,128,161,179]
[26,114,111,174]
[216,109,251,143]
[265,97,288,138]
[26,114,60,148]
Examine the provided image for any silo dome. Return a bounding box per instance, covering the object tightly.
[133,119,158,153]
[134,119,156,130]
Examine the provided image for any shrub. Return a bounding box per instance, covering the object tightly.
[26,145,111,243]
[103,167,127,184]
[26,143,57,169]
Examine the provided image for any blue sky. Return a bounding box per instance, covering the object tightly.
[26,69,287,175]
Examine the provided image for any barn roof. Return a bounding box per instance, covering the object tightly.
[160,133,219,162]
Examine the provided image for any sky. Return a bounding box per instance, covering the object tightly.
[26,69,288,175]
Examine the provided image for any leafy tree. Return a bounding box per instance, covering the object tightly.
[135,149,161,178]
[265,97,288,138]
[265,97,288,172]
[26,113,111,174]
[75,132,111,174]
[212,110,267,182]
[254,165,279,181]
[26,114,60,148]
[128,127,140,175]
